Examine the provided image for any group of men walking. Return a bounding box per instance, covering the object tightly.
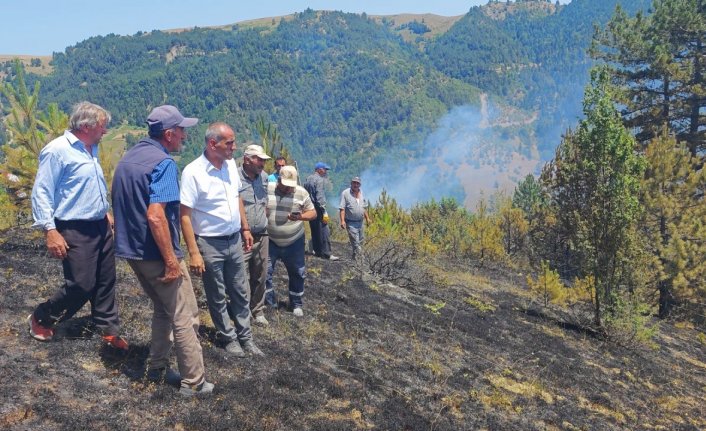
[26,102,369,397]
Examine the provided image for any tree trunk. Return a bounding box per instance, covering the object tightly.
[658,279,675,318]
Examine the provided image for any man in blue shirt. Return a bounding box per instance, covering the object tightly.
[267,156,286,182]
[28,101,128,351]
[112,105,213,396]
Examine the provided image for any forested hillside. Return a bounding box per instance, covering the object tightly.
[4,0,651,199]
[427,0,652,158]
[18,9,481,186]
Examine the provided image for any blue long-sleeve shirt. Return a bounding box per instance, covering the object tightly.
[31,131,110,230]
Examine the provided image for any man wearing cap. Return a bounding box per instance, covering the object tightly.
[28,101,128,351]
[180,123,264,357]
[239,144,271,325]
[303,162,338,261]
[339,177,370,260]
[112,105,213,396]
[267,156,286,183]
[265,166,317,316]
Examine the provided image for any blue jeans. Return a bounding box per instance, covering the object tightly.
[197,235,251,343]
[265,235,306,309]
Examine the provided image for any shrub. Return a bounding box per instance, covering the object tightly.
[527,261,566,306]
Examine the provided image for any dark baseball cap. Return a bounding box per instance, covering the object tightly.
[146,105,198,131]
[315,162,331,170]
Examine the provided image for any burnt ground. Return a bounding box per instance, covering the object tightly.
[0,226,705,431]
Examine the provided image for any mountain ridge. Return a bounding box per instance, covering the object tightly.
[2,0,651,207]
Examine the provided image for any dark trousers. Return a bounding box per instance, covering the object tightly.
[33,218,119,335]
[309,206,332,258]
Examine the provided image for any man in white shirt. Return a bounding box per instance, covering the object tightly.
[180,122,263,357]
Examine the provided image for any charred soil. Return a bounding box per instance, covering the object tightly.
[0,227,704,430]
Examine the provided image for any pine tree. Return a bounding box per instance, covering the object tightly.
[497,194,529,256]
[641,130,706,317]
[0,60,68,214]
[591,0,706,157]
[541,67,645,326]
[466,197,504,266]
[512,173,545,220]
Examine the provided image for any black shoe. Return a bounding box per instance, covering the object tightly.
[146,367,181,385]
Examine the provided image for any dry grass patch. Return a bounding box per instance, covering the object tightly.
[308,399,374,429]
[577,395,633,424]
[487,371,554,404]
[440,392,466,420]
[463,295,496,313]
[471,369,555,414]
[472,387,517,412]
[537,323,566,339]
[301,319,330,342]
[673,350,706,369]
[0,55,53,77]
[443,270,497,292]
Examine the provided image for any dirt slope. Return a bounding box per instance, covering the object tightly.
[0,226,704,430]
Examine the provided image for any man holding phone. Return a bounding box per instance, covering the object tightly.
[264,166,316,316]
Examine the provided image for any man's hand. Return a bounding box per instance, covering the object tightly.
[46,229,69,260]
[340,220,346,230]
[242,230,253,252]
[106,212,114,232]
[188,252,205,276]
[158,259,183,284]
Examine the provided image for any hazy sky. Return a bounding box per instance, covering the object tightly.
[0,0,515,55]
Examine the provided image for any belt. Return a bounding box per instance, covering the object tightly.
[195,232,238,241]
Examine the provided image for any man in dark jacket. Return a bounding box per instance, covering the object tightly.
[303,162,339,261]
[112,105,213,396]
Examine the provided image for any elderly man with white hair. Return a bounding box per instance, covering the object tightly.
[28,101,128,351]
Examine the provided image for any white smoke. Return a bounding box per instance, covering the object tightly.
[361,100,543,210]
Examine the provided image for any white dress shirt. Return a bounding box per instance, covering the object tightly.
[180,154,242,236]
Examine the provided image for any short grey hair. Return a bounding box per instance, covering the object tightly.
[69,101,111,131]
[205,122,231,145]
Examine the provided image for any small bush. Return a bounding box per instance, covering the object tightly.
[527,261,566,306]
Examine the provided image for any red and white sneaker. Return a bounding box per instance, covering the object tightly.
[102,335,129,351]
[28,314,54,341]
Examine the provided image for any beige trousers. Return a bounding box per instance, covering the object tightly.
[128,259,205,387]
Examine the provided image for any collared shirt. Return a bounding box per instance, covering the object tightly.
[180,154,242,237]
[150,158,180,204]
[31,130,110,230]
[266,182,314,247]
[239,166,269,234]
[339,187,368,222]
